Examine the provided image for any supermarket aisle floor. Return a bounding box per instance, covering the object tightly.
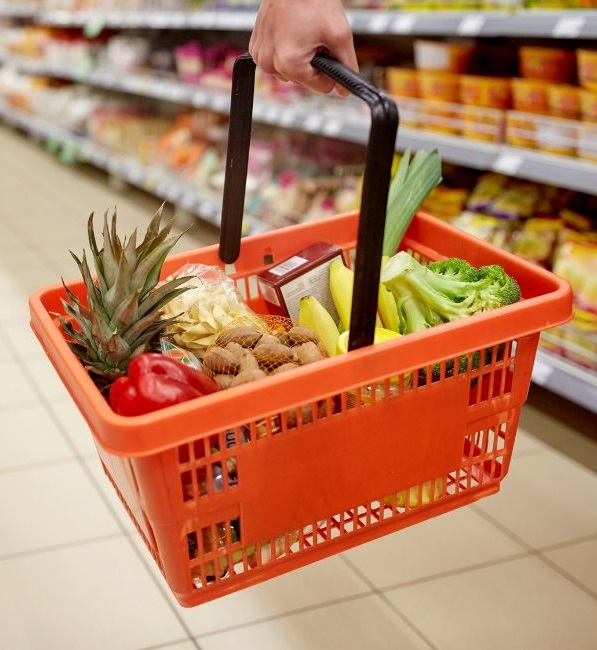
[1,124,597,650]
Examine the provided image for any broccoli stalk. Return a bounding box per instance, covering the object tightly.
[381,251,520,333]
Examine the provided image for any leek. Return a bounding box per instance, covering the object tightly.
[382,149,442,258]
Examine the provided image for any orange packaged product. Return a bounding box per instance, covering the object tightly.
[579,89,597,122]
[577,49,597,92]
[547,84,581,120]
[511,78,550,114]
[461,106,504,142]
[386,67,419,98]
[519,46,577,84]
[460,75,511,109]
[418,70,461,102]
[506,112,538,149]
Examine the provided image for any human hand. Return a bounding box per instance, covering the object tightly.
[249,0,358,96]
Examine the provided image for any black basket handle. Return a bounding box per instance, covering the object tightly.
[219,52,399,352]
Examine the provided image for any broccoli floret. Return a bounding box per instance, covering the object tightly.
[381,251,520,332]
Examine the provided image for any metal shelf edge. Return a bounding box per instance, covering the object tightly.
[533,348,597,414]
[4,6,597,37]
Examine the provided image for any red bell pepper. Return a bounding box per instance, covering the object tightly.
[109,353,219,416]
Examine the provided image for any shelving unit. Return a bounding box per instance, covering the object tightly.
[2,5,597,38]
[0,99,242,231]
[3,53,597,195]
[1,3,596,411]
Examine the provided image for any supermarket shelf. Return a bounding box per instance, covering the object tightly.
[533,348,597,414]
[0,100,234,230]
[347,9,597,38]
[0,3,37,18]
[3,4,597,38]
[3,54,597,194]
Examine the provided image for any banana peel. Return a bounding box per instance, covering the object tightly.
[298,295,339,357]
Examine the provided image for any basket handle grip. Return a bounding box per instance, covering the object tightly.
[219,52,399,352]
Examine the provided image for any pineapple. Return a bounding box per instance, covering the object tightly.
[58,205,190,387]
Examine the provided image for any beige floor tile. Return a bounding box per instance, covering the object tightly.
[46,396,98,458]
[198,594,432,650]
[0,537,189,650]
[84,457,137,534]
[0,461,121,557]
[21,355,72,401]
[474,449,597,548]
[385,555,597,650]
[543,537,597,597]
[0,320,47,359]
[129,534,371,637]
[0,403,74,470]
[511,426,550,457]
[341,505,527,590]
[0,357,39,407]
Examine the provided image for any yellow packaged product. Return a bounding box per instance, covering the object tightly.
[552,237,597,313]
[450,211,513,249]
[510,217,563,266]
[466,172,509,212]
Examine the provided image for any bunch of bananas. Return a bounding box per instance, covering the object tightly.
[297,257,401,357]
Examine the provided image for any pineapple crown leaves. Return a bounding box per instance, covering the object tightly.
[87,205,186,316]
[57,204,193,382]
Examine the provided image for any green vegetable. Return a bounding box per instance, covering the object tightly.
[381,251,521,335]
[382,149,442,258]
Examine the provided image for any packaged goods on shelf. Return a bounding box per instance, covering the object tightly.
[519,47,577,85]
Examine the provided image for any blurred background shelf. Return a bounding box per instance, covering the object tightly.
[533,348,597,413]
[3,5,597,38]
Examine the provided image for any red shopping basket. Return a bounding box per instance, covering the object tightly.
[29,55,572,607]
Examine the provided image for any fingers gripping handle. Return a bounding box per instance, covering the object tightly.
[219,53,399,351]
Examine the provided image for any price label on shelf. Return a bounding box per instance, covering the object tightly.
[278,109,296,128]
[390,14,416,34]
[192,90,208,107]
[492,152,523,176]
[303,114,324,133]
[552,16,586,39]
[264,105,280,123]
[322,119,343,138]
[211,94,229,112]
[368,14,390,33]
[457,15,485,36]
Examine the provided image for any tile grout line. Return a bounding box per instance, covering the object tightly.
[0,455,85,476]
[135,639,203,650]
[471,504,597,603]
[0,532,126,563]
[338,554,439,650]
[3,340,202,650]
[195,591,374,641]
